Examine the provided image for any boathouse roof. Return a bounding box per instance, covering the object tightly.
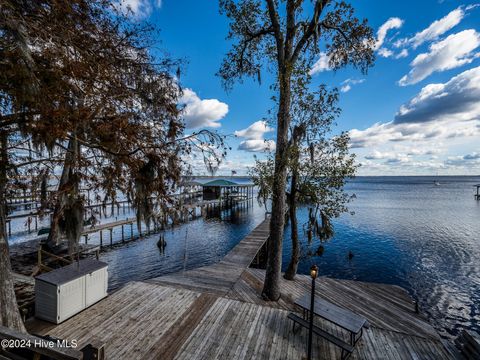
[184,177,254,187]
[202,178,254,187]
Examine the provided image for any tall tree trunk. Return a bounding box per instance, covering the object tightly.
[262,74,291,301]
[0,130,26,332]
[284,167,299,280]
[46,135,78,250]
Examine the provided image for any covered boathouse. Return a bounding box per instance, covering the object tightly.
[197,178,255,201]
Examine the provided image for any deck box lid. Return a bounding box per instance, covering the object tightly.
[35,258,108,286]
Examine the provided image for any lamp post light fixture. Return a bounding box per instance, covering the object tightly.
[307,264,318,360]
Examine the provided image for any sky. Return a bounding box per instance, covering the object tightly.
[119,0,480,176]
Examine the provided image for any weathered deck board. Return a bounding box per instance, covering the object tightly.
[27,281,452,359]
[25,216,456,359]
[227,268,441,341]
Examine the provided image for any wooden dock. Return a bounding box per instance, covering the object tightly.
[147,218,270,295]
[26,218,457,359]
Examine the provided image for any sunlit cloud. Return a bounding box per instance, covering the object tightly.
[235,121,276,152]
[115,0,162,18]
[398,30,480,86]
[180,89,228,129]
[310,52,331,75]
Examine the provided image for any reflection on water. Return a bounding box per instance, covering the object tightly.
[102,200,266,290]
[91,176,478,339]
[284,176,480,339]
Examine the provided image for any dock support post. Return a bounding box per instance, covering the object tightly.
[100,230,103,248]
[109,228,113,246]
[121,225,124,242]
[130,223,133,240]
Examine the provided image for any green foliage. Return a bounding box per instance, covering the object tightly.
[221,0,375,294]
[218,0,375,90]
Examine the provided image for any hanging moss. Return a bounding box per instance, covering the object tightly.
[319,211,334,240]
[133,158,156,233]
[59,194,84,256]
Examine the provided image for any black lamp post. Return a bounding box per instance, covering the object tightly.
[307,264,318,360]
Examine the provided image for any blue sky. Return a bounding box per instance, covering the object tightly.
[121,0,480,175]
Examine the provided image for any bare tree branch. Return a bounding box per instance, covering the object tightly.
[291,0,328,62]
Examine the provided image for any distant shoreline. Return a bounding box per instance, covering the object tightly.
[190,174,480,178]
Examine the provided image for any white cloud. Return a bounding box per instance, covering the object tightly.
[405,148,440,156]
[378,48,394,58]
[238,139,276,152]
[395,49,409,59]
[350,66,480,149]
[364,150,391,160]
[445,152,480,166]
[350,111,479,149]
[398,30,480,86]
[180,89,228,129]
[116,0,162,18]
[394,5,480,49]
[402,7,465,49]
[378,48,408,60]
[310,52,331,75]
[375,17,404,50]
[340,78,365,93]
[234,120,273,139]
[396,66,480,123]
[235,121,275,152]
[364,148,440,162]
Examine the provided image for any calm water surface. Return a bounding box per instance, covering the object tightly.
[286,176,480,339]
[74,176,480,338]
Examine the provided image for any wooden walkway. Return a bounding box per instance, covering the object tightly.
[27,279,454,359]
[25,217,457,359]
[228,268,441,340]
[147,218,270,295]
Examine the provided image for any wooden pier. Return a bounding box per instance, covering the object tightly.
[148,218,270,295]
[26,218,457,360]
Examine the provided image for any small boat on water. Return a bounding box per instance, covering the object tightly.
[434,180,440,186]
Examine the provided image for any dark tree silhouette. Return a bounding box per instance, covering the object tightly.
[0,0,224,331]
[219,0,374,300]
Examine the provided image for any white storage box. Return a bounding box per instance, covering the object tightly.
[35,259,108,324]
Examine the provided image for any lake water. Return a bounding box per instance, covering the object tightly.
[14,176,478,339]
[285,176,480,339]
